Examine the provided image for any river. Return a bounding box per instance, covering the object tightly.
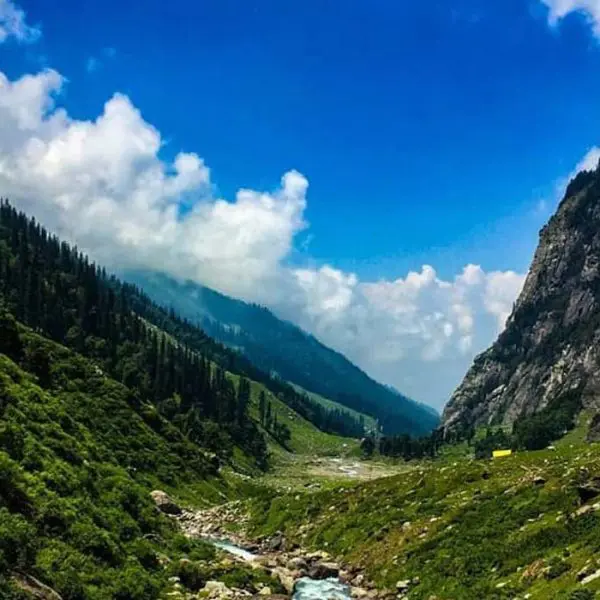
[207,538,352,599]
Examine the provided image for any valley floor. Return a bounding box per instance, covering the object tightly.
[259,454,415,492]
[207,439,600,600]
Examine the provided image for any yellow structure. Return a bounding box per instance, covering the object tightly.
[492,449,512,458]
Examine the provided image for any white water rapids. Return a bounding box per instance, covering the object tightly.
[207,539,352,599]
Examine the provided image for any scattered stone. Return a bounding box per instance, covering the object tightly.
[267,532,285,552]
[577,478,600,503]
[577,561,597,581]
[308,561,340,580]
[581,568,600,586]
[286,556,308,572]
[150,490,181,515]
[533,476,546,486]
[202,580,233,598]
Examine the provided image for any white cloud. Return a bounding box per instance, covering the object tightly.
[0,0,39,43]
[276,264,525,404]
[574,145,600,173]
[540,0,600,36]
[0,66,529,409]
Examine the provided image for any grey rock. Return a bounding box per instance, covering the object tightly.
[267,532,285,552]
[443,165,600,434]
[307,561,340,580]
[150,490,182,515]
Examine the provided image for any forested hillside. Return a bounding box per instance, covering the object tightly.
[0,317,289,598]
[0,200,366,444]
[126,270,439,435]
[0,199,364,598]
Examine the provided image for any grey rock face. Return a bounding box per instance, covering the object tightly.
[443,167,600,432]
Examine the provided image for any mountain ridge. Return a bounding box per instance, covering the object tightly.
[125,270,439,435]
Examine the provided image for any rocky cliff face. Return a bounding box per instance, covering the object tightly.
[443,165,600,433]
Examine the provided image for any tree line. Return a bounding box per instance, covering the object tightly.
[0,199,364,462]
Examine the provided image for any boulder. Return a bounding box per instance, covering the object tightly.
[577,478,600,503]
[202,580,234,598]
[286,556,309,573]
[267,532,285,552]
[271,567,295,594]
[308,561,340,580]
[150,490,181,515]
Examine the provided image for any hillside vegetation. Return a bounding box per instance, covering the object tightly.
[0,199,376,457]
[0,199,372,598]
[249,440,600,599]
[0,323,271,599]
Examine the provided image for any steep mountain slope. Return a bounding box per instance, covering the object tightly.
[126,270,439,435]
[0,199,370,446]
[443,164,600,434]
[0,321,260,599]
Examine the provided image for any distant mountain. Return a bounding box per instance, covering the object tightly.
[443,163,600,438]
[125,270,439,435]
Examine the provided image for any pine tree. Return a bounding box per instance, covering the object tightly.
[258,390,267,425]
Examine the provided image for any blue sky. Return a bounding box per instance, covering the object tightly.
[1,0,600,408]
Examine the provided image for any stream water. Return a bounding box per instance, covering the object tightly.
[206,539,352,599]
[292,576,351,599]
[210,539,257,562]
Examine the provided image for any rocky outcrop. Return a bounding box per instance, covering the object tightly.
[11,572,63,599]
[443,165,600,432]
[150,490,182,515]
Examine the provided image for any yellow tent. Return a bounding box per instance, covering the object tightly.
[492,449,512,458]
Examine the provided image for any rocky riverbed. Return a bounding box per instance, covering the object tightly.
[152,492,405,599]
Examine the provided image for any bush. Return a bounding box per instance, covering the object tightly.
[544,557,571,580]
[174,560,209,591]
[0,508,36,570]
[569,590,595,600]
[111,565,161,600]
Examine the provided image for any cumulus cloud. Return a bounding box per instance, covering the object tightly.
[0,0,39,43]
[540,0,600,35]
[0,66,528,408]
[278,264,525,405]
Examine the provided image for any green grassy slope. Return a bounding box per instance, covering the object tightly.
[249,443,600,599]
[225,373,360,456]
[289,382,377,433]
[0,327,264,599]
